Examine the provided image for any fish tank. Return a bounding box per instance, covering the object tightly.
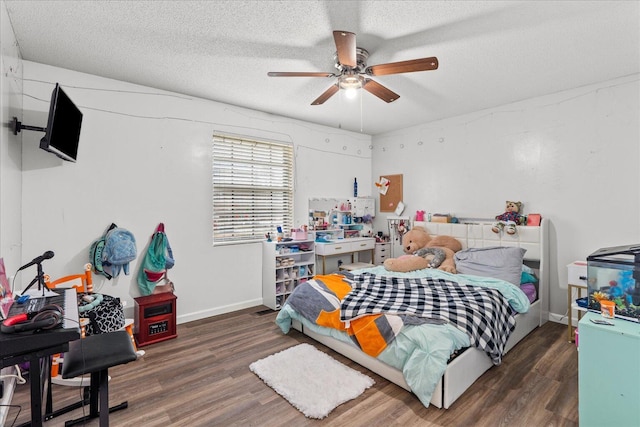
[587,244,640,322]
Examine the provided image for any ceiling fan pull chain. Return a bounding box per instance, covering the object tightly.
[360,91,363,133]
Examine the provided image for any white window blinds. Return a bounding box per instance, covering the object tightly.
[212,134,294,244]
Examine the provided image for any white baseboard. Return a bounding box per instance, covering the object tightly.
[548,312,568,325]
[176,298,264,324]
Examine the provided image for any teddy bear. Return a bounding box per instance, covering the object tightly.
[383,226,462,273]
[492,201,525,235]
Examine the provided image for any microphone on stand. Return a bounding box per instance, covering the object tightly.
[17,251,55,271]
[17,251,55,296]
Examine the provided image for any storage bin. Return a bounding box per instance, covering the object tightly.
[292,230,308,240]
[568,261,588,287]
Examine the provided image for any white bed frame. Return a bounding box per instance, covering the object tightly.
[293,218,549,409]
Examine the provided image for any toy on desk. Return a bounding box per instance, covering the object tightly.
[265,233,272,242]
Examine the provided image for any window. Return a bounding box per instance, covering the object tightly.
[212,134,294,244]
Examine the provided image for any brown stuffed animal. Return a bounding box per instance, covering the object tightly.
[383,226,463,273]
[492,201,525,235]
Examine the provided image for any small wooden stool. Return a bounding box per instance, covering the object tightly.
[62,330,137,426]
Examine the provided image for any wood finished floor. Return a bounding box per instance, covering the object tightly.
[7,306,578,426]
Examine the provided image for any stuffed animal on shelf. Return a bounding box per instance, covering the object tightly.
[492,201,525,235]
[383,226,462,273]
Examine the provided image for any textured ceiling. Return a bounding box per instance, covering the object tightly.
[5,0,640,135]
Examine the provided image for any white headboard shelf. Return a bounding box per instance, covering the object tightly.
[414,217,550,325]
[413,219,548,262]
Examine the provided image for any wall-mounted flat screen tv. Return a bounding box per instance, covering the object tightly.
[39,83,83,162]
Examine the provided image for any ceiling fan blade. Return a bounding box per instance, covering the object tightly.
[362,79,400,103]
[268,71,335,77]
[333,30,357,67]
[311,84,339,105]
[365,57,439,76]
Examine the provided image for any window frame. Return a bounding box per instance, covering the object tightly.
[212,133,294,245]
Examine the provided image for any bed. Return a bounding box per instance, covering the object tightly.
[275,219,549,409]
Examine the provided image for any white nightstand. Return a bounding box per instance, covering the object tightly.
[567,261,588,342]
[374,242,390,265]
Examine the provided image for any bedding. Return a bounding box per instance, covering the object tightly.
[453,246,527,286]
[520,283,537,303]
[340,273,519,364]
[275,266,531,407]
[283,274,405,357]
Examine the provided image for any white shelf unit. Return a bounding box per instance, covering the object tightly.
[262,238,315,310]
[309,197,375,238]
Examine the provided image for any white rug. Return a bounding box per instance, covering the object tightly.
[249,343,374,419]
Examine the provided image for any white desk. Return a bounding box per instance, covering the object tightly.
[315,237,375,274]
[567,261,588,342]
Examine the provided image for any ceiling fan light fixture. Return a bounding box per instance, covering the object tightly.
[339,74,363,90]
[344,87,359,99]
[339,75,363,100]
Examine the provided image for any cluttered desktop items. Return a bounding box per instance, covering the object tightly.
[1,250,79,338]
[1,251,76,334]
[1,252,82,427]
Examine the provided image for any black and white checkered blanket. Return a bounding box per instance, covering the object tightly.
[341,273,516,365]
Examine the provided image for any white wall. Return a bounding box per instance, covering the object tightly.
[0,0,22,275]
[4,0,638,324]
[18,61,371,322]
[370,74,640,318]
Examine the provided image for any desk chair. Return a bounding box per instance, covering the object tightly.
[62,330,137,426]
[45,263,94,294]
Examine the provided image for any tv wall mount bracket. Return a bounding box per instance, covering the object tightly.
[11,116,46,135]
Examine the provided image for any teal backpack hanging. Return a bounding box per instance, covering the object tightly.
[137,223,175,295]
[89,223,117,279]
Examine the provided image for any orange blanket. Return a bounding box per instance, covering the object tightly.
[304,274,402,357]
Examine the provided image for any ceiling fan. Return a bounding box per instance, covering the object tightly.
[268,30,438,105]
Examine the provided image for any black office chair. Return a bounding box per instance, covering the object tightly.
[61,330,137,426]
